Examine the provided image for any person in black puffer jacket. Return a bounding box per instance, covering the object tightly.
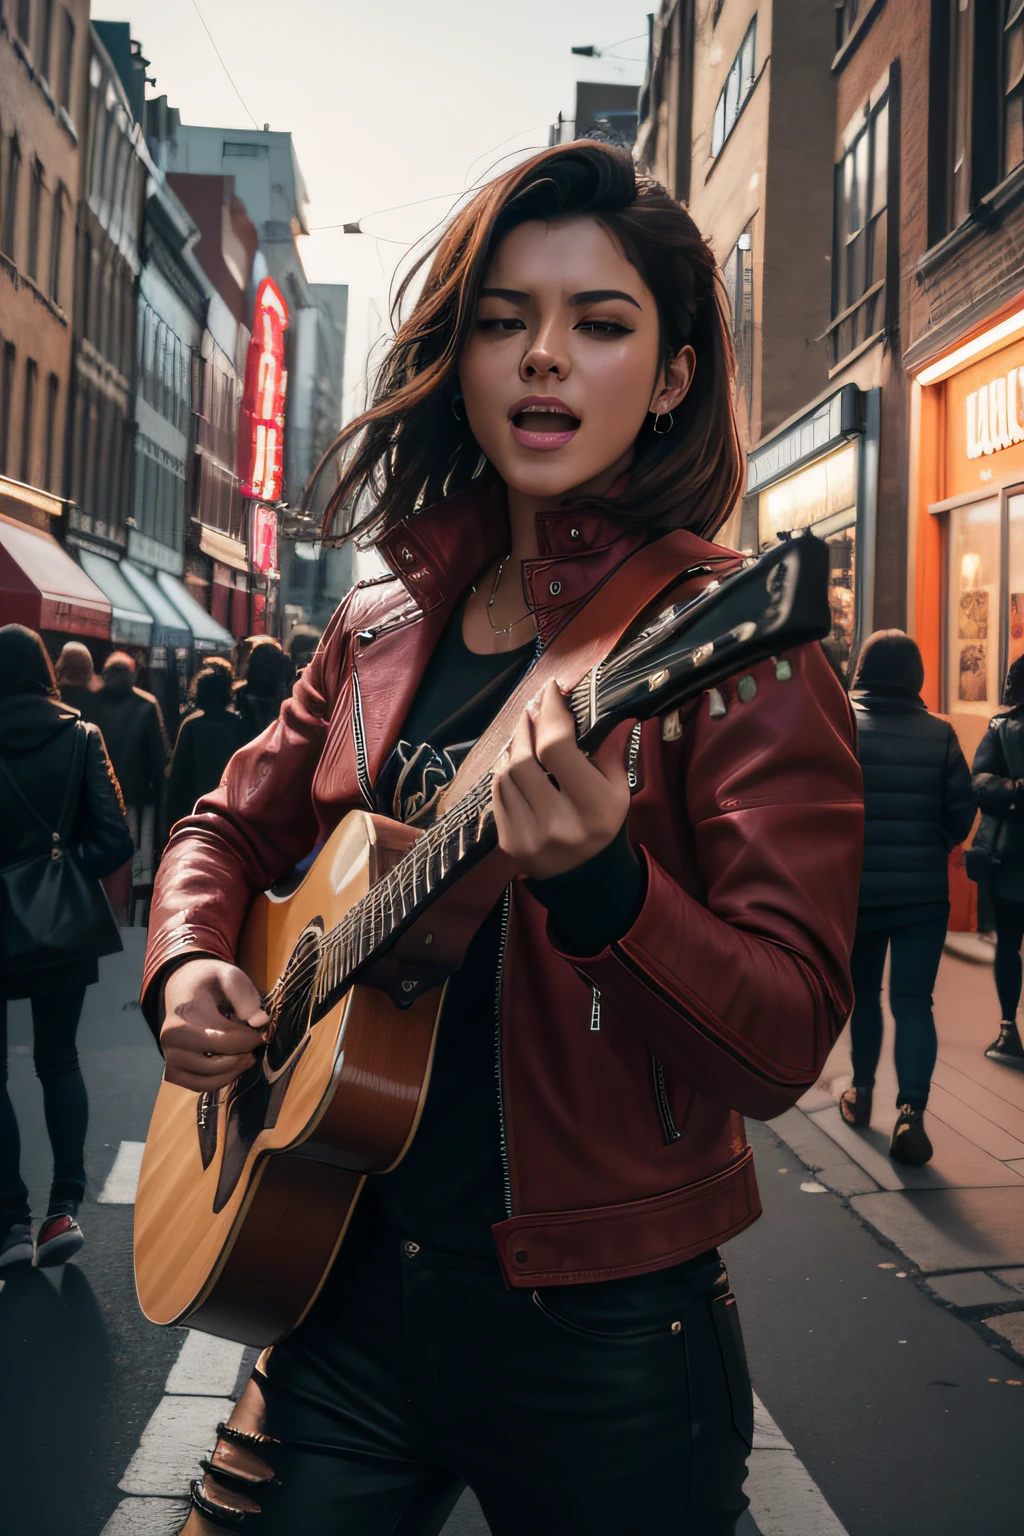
[0,626,133,1271]
[970,653,1024,1070]
[843,631,974,1165]
[164,666,246,839]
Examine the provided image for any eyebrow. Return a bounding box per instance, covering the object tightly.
[478,286,643,310]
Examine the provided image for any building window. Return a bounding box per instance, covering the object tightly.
[711,18,757,159]
[26,158,44,281]
[58,10,75,112]
[0,341,14,475]
[43,372,58,491]
[721,225,754,422]
[1,135,22,260]
[38,0,54,82]
[21,358,37,485]
[829,87,890,365]
[16,0,31,45]
[1004,0,1024,179]
[836,0,863,50]
[48,182,64,302]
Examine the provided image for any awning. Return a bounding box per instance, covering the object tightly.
[119,560,192,652]
[0,513,111,639]
[156,571,235,652]
[77,550,153,648]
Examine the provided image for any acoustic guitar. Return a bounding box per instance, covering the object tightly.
[134,534,831,1346]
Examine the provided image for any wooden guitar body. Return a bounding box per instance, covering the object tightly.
[134,810,445,1345]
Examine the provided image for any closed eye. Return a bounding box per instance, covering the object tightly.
[574,320,633,336]
[476,317,526,332]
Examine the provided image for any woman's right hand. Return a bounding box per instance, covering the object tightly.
[160,958,269,1093]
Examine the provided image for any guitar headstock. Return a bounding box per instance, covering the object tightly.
[572,533,832,746]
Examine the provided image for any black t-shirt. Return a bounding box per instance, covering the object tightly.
[364,600,535,1255]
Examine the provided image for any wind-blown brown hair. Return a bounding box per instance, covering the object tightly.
[305,141,744,545]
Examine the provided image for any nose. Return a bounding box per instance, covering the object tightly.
[520,321,569,383]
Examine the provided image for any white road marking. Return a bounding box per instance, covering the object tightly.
[119,1394,235,1496]
[164,1331,246,1396]
[748,1392,849,1535]
[98,1141,146,1204]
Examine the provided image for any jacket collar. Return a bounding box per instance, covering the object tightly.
[376,478,648,645]
[852,687,927,713]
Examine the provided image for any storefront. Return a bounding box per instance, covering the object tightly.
[909,305,1024,765]
[745,384,877,681]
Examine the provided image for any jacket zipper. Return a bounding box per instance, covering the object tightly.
[651,1054,681,1144]
[494,887,514,1218]
[350,667,375,810]
[589,986,601,1032]
[626,721,643,791]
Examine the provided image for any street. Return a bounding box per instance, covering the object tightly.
[2,934,1023,1536]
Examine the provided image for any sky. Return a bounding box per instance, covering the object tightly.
[92,0,650,422]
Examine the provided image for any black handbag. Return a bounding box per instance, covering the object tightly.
[966,719,1019,882]
[0,725,121,970]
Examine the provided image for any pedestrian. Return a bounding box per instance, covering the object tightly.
[54,641,100,715]
[143,143,863,1532]
[285,623,322,677]
[233,637,292,744]
[841,632,974,1165]
[0,625,132,1271]
[164,666,246,837]
[969,654,1024,1069]
[87,652,169,896]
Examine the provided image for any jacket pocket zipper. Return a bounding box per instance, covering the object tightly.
[589,986,601,1032]
[350,666,375,810]
[626,721,643,791]
[651,1053,682,1144]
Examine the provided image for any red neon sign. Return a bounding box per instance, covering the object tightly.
[251,503,279,575]
[239,276,289,502]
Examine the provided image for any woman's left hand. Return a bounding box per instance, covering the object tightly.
[492,680,631,880]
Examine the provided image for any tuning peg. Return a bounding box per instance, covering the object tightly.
[736,675,757,703]
[707,688,727,719]
[774,657,793,681]
[662,709,683,741]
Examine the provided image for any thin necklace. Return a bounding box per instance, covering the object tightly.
[471,555,534,636]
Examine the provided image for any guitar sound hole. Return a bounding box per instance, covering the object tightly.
[265,921,323,1074]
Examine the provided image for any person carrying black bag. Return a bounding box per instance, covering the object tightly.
[969,654,1024,1069]
[0,625,133,1271]
[842,631,974,1165]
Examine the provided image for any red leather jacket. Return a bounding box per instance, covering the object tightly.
[143,484,863,1287]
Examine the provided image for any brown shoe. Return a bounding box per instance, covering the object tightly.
[840,1086,873,1126]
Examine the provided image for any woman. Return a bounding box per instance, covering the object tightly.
[841,632,974,1165]
[233,638,292,744]
[144,145,862,1533]
[971,654,1024,1069]
[164,666,246,838]
[0,626,132,1270]
[54,641,100,715]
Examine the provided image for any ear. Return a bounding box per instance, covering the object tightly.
[649,345,696,416]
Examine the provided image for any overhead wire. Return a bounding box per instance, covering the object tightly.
[189,0,260,131]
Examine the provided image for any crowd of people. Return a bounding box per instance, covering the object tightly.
[1,607,1024,1273]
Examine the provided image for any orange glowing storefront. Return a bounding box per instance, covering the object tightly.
[909,304,1024,927]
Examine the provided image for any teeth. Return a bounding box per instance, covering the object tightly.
[519,405,573,416]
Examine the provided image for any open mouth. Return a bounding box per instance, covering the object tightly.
[508,399,582,450]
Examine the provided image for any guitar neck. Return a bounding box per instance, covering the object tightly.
[301,533,830,1011]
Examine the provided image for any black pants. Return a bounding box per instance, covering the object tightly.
[253,1210,753,1534]
[0,988,88,1233]
[848,910,949,1110]
[991,893,1024,1022]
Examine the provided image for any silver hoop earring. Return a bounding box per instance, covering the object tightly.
[451,394,465,422]
[652,410,674,436]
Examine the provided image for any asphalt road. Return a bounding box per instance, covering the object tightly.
[2,937,1023,1535]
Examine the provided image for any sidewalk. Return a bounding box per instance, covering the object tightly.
[769,947,1024,1360]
